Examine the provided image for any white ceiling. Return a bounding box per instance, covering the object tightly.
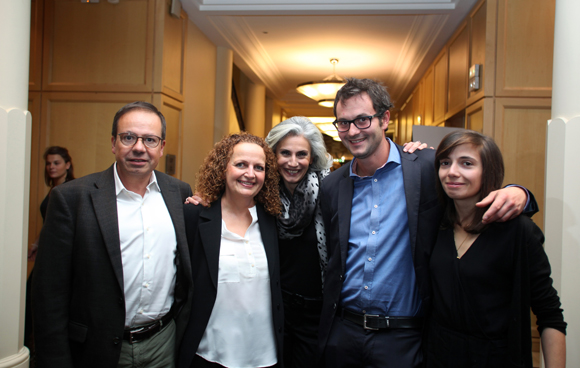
[181,0,479,117]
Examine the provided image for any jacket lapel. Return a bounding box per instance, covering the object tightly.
[157,172,193,287]
[198,201,222,289]
[337,169,354,275]
[91,165,124,291]
[257,205,279,279]
[397,145,421,257]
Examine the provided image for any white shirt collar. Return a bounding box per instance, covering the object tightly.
[113,162,160,196]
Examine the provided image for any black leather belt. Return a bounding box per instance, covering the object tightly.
[123,310,174,344]
[339,307,423,330]
[282,289,323,310]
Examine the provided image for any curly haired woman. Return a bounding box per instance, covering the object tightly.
[178,132,284,368]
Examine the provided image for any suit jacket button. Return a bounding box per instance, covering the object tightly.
[333,303,337,309]
[113,337,120,345]
[118,297,124,305]
[339,274,343,280]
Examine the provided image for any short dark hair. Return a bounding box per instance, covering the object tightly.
[43,146,75,187]
[435,130,505,233]
[333,78,394,121]
[112,101,166,139]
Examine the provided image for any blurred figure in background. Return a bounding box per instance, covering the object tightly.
[25,146,75,358]
[29,146,75,260]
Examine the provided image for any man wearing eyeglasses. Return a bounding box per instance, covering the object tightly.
[317,78,535,367]
[33,101,193,368]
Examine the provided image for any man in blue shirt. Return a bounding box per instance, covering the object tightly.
[317,78,533,367]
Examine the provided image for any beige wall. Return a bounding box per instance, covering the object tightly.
[26,0,223,271]
[181,19,217,188]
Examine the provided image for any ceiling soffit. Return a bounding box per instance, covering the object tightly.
[381,14,449,96]
[203,13,451,101]
[189,0,457,15]
[209,16,288,97]
[181,0,478,115]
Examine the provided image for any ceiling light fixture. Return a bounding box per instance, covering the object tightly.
[308,117,342,141]
[296,59,345,108]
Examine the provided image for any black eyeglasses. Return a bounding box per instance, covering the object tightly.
[332,114,382,132]
[117,133,163,148]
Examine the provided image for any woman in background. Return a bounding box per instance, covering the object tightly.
[26,146,75,354]
[30,146,75,259]
[178,132,284,368]
[428,130,566,367]
[265,116,333,368]
[40,146,75,222]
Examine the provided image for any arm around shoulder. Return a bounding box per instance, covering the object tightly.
[478,185,537,223]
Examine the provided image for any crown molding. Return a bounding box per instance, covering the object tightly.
[188,0,457,15]
[388,14,449,95]
[209,16,288,98]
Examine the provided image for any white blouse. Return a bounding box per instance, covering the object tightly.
[196,206,277,368]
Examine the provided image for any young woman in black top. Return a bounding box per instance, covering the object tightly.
[428,130,566,368]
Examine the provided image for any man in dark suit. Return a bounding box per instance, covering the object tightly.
[317,78,532,367]
[33,102,193,368]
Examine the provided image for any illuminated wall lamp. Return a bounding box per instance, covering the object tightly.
[469,64,481,91]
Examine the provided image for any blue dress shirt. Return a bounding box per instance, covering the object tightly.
[340,139,422,317]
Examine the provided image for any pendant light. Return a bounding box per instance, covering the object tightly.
[296,59,345,108]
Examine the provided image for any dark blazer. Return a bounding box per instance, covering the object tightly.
[317,144,442,354]
[178,200,284,368]
[33,165,193,368]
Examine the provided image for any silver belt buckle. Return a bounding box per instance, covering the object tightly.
[128,326,146,344]
[363,314,380,330]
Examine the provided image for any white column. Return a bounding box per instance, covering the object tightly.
[214,47,233,143]
[0,1,32,368]
[244,82,266,137]
[545,0,580,366]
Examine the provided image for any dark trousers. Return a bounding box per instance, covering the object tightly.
[282,292,323,368]
[322,314,423,368]
[426,320,508,368]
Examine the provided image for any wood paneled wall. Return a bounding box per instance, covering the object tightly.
[396,2,556,364]
[395,0,555,232]
[495,0,555,97]
[27,0,188,269]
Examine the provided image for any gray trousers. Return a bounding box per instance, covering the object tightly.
[118,319,176,368]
